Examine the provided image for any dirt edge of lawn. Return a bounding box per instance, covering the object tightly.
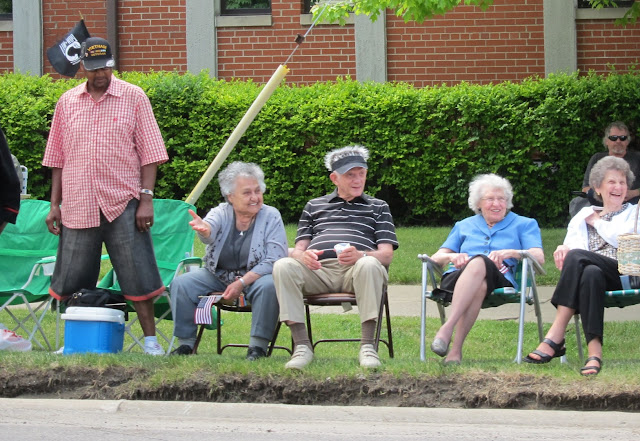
[2,366,639,411]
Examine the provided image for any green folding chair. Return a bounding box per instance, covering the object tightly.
[0,199,58,350]
[570,284,640,364]
[418,251,546,364]
[97,199,202,353]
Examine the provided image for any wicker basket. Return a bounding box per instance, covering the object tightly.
[618,204,640,276]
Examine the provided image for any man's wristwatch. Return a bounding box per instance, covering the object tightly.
[140,188,154,197]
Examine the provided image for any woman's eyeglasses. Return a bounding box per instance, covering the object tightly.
[482,197,507,204]
[608,135,628,141]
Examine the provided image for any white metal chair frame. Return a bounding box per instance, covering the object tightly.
[418,250,546,364]
[1,256,56,351]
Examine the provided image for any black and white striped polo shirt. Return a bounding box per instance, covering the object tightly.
[296,190,398,258]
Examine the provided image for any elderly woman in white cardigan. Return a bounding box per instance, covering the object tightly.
[524,156,637,376]
[170,162,288,360]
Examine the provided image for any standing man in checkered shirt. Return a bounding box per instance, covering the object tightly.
[42,37,169,355]
[273,145,399,370]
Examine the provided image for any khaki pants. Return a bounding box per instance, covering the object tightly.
[273,256,387,324]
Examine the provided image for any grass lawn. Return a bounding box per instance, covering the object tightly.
[2,305,640,388]
[3,225,638,406]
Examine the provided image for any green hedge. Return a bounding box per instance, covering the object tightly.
[1,70,640,226]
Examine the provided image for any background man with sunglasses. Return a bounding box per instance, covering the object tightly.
[582,121,640,203]
[570,121,640,216]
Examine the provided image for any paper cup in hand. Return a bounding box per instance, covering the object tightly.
[334,243,350,255]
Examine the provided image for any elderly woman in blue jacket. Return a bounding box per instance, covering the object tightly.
[170,162,288,360]
[429,173,544,365]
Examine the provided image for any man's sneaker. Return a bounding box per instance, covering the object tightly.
[0,329,32,352]
[170,344,193,356]
[144,341,165,356]
[285,344,314,370]
[359,344,381,368]
[246,346,267,361]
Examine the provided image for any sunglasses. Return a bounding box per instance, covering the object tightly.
[608,135,628,141]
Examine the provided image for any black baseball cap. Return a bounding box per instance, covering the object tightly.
[82,37,115,71]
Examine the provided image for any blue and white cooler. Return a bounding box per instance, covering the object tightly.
[62,307,125,354]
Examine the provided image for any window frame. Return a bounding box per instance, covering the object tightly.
[220,0,271,16]
[303,0,320,14]
[577,0,635,8]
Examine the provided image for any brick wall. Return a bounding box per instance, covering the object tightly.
[41,0,186,78]
[0,0,639,86]
[577,18,640,75]
[216,0,355,84]
[117,0,186,72]
[386,0,545,87]
[42,0,107,77]
[0,29,11,71]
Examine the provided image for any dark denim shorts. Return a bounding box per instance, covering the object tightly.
[49,198,164,301]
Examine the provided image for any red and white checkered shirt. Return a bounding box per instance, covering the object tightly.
[43,76,169,229]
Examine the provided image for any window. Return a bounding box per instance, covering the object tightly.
[221,0,270,15]
[303,0,321,14]
[577,0,635,8]
[0,0,12,20]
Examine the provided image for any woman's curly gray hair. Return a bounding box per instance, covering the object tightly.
[468,173,514,214]
[218,161,266,201]
[589,156,634,202]
[324,145,370,172]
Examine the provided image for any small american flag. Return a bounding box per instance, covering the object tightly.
[499,264,510,274]
[194,294,223,325]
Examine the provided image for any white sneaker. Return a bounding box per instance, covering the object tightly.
[0,329,32,352]
[285,345,314,370]
[144,341,165,356]
[359,344,381,368]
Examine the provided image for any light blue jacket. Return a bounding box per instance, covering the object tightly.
[440,211,542,289]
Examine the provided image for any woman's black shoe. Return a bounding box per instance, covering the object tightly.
[523,338,566,364]
[246,346,267,361]
[170,344,194,355]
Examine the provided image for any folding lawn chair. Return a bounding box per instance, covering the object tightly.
[302,267,394,358]
[418,251,546,364]
[97,199,201,353]
[570,285,640,364]
[303,289,394,358]
[0,199,58,350]
[191,292,291,356]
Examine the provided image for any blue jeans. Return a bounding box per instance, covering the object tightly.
[171,267,280,343]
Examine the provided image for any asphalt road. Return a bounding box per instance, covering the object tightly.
[2,399,639,440]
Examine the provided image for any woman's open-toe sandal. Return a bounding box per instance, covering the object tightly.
[523,338,566,364]
[580,356,602,377]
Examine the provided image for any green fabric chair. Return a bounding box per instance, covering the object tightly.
[0,199,58,350]
[97,199,201,353]
[570,284,640,364]
[418,251,546,364]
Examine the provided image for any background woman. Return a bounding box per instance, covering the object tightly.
[429,174,544,364]
[524,156,636,376]
[170,162,288,360]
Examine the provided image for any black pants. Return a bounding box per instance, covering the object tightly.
[435,254,512,303]
[551,249,621,344]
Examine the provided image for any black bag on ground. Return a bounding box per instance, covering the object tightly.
[65,288,128,320]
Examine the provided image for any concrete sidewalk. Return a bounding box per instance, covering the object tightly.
[308,285,640,323]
